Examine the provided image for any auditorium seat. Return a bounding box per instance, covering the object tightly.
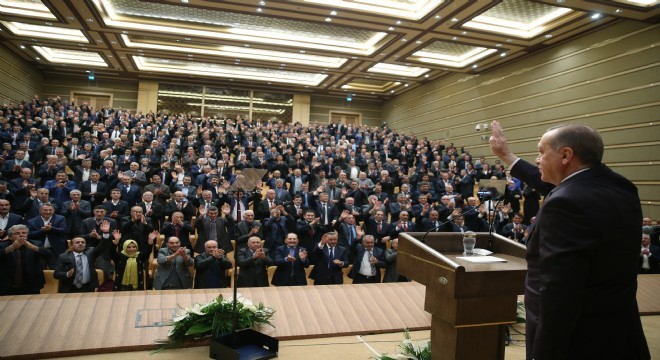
[42,270,59,294]
[305,265,314,286]
[267,266,276,286]
[342,265,353,284]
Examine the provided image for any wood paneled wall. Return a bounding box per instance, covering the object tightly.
[0,43,43,102]
[310,95,383,126]
[382,21,660,220]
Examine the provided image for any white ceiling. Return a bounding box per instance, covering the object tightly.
[1,0,658,99]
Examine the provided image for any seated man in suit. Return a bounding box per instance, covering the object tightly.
[236,236,273,287]
[0,199,24,241]
[103,188,130,222]
[0,225,50,295]
[154,236,193,290]
[640,233,660,274]
[59,190,92,238]
[236,210,262,250]
[27,202,67,268]
[161,211,195,253]
[271,233,309,286]
[53,234,110,293]
[348,235,386,284]
[308,231,349,285]
[194,240,233,289]
[164,191,195,223]
[383,238,409,283]
[501,213,527,243]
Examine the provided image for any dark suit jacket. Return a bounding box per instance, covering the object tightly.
[271,245,309,286]
[194,214,234,254]
[236,220,262,249]
[164,200,195,222]
[27,214,68,256]
[0,240,49,295]
[79,180,108,206]
[511,160,649,360]
[53,240,109,292]
[348,245,385,280]
[236,247,273,287]
[383,249,409,283]
[117,183,141,207]
[0,213,24,240]
[194,252,232,289]
[102,200,130,221]
[308,244,348,285]
[364,218,390,251]
[160,222,194,252]
[60,200,92,236]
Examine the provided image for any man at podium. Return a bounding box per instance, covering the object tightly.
[489,121,649,359]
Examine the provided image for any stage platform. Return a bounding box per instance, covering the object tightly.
[0,283,431,359]
[1,276,658,360]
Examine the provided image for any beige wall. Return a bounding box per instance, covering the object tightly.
[136,80,159,114]
[0,43,43,102]
[42,75,138,111]
[310,95,383,126]
[382,21,660,219]
[292,94,311,125]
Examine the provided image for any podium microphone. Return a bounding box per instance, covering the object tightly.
[420,206,479,244]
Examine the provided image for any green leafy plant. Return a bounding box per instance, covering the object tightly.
[155,293,275,351]
[374,328,431,360]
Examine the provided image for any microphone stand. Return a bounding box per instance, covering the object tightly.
[485,197,505,251]
[421,206,479,243]
[231,253,239,347]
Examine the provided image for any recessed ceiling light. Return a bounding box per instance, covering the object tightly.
[184,37,191,41]
[472,64,478,68]
[122,31,128,34]
[108,55,113,58]
[401,38,407,42]
[556,0,565,3]
[615,9,622,14]
[351,56,357,59]
[330,10,337,16]
[259,1,266,5]
[181,0,189,3]
[545,34,553,39]
[86,70,90,73]
[462,31,468,35]
[300,50,306,53]
[256,8,263,13]
[395,20,402,25]
[325,17,332,22]
[591,13,602,20]
[280,64,285,66]
[45,22,52,26]
[435,15,441,19]
[452,36,458,41]
[451,18,459,22]
[388,26,395,31]
[500,52,506,57]
[390,90,395,93]
[244,44,250,47]
[404,84,409,87]
[424,74,429,78]
[380,53,386,56]
[495,43,502,47]
[20,45,26,49]
[35,57,40,60]
[111,41,117,44]
[87,18,94,22]
[416,40,422,44]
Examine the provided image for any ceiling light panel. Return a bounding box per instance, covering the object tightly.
[93,0,387,55]
[32,46,108,67]
[0,21,88,42]
[121,35,347,68]
[367,63,430,77]
[133,56,328,86]
[412,41,497,67]
[0,0,56,19]
[463,0,573,38]
[304,0,445,21]
[611,0,660,6]
[341,79,401,92]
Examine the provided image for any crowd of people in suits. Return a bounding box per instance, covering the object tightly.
[0,95,656,295]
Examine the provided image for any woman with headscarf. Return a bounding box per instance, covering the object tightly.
[111,229,158,291]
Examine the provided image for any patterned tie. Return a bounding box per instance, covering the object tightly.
[75,254,84,288]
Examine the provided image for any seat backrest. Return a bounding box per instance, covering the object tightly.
[42,270,59,294]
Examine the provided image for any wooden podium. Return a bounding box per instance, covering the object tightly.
[398,232,527,360]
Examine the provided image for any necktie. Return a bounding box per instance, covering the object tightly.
[367,250,376,275]
[237,203,242,221]
[328,247,334,269]
[75,254,84,288]
[323,204,328,225]
[403,223,408,231]
[377,222,381,233]
[175,225,179,237]
[348,225,355,245]
[209,220,217,240]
